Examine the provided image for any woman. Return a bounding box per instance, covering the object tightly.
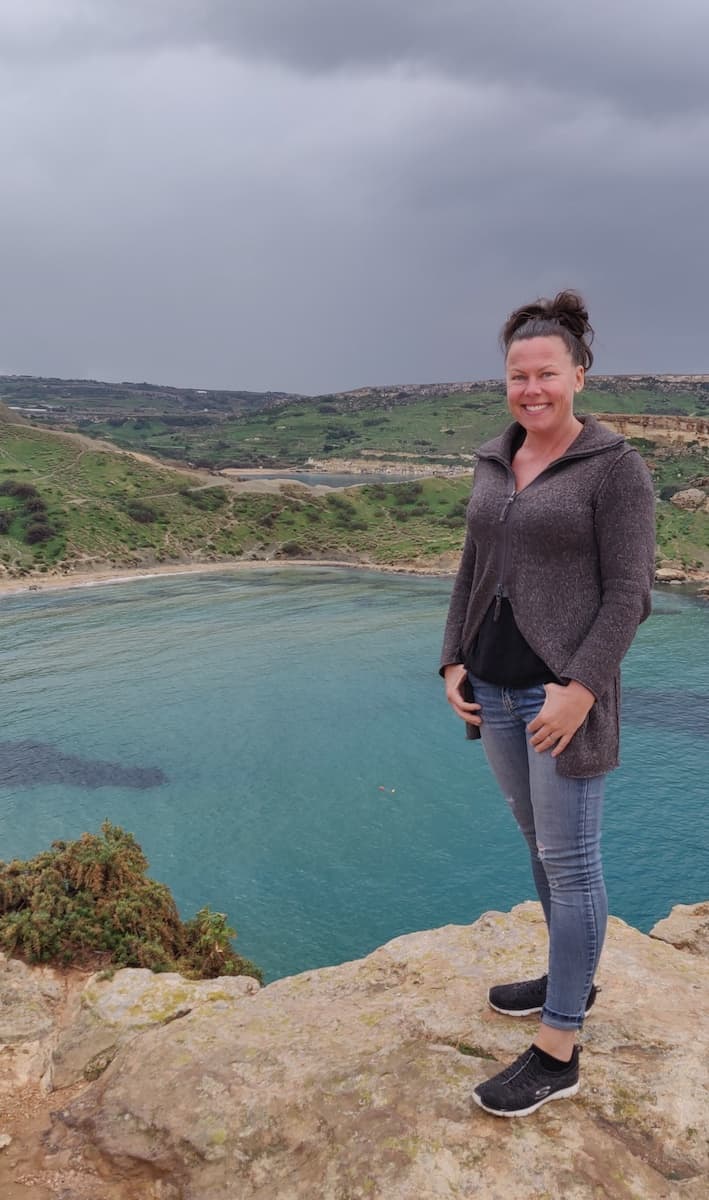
[440,291,656,1117]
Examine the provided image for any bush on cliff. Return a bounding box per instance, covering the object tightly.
[0,822,262,982]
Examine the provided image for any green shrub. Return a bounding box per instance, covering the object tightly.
[392,482,423,504]
[124,500,160,524]
[179,486,228,511]
[24,496,48,515]
[0,481,39,499]
[0,823,262,982]
[24,521,56,544]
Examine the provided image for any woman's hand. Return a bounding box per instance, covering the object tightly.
[443,664,482,728]
[527,681,595,757]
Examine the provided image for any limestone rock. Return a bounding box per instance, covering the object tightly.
[655,566,687,582]
[650,901,709,956]
[0,954,62,1044]
[0,953,71,1097]
[669,487,706,511]
[51,967,260,1089]
[49,903,709,1200]
[0,1133,12,1150]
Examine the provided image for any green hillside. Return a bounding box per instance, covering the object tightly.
[1,399,708,581]
[3,371,708,470]
[0,421,474,577]
[37,387,709,469]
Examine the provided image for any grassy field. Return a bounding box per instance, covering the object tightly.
[1,409,708,579]
[72,392,505,467]
[20,382,709,470]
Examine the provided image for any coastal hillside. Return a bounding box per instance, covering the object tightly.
[0,419,475,579]
[1,393,708,583]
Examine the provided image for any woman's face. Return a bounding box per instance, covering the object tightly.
[505,335,584,437]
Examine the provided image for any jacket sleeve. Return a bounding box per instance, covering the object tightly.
[560,449,656,698]
[439,520,476,676]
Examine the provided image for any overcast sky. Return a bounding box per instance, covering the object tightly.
[1,1,708,394]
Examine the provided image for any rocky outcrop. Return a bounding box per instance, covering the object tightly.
[599,413,709,446]
[0,955,65,1091]
[669,487,707,511]
[650,901,709,956]
[2,904,707,1199]
[50,967,260,1090]
[50,906,709,1197]
[655,566,688,583]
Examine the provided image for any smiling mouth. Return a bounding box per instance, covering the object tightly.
[522,403,550,412]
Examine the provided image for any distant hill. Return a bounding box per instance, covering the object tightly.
[2,371,709,422]
[3,371,708,472]
[0,374,300,421]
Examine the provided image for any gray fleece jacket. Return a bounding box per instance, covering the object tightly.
[440,414,656,777]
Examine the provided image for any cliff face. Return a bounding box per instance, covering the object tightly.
[598,413,709,445]
[1,902,707,1200]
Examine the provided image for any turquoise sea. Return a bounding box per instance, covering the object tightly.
[1,568,707,982]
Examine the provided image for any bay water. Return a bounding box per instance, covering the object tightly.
[1,568,707,982]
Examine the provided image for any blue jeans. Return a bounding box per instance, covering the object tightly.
[469,674,608,1031]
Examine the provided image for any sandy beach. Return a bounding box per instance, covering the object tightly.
[0,555,462,599]
[1,553,707,600]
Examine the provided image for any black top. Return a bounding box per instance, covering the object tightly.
[465,596,558,688]
[463,424,557,689]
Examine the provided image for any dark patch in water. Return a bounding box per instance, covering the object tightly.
[622,689,709,738]
[0,741,167,790]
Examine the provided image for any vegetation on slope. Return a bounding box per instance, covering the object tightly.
[1,400,708,578]
[43,386,709,469]
[4,372,709,470]
[0,822,262,981]
[0,420,475,575]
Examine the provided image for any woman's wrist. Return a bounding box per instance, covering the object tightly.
[565,679,596,709]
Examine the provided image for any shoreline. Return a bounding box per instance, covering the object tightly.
[1,555,708,599]
[0,556,458,598]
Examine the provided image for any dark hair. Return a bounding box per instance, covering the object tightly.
[500,289,594,370]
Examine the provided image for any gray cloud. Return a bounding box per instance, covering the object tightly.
[0,2,707,392]
[6,1,709,116]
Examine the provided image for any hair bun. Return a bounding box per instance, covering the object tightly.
[500,289,594,369]
[548,291,593,346]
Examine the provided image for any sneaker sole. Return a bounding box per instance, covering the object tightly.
[488,998,596,1018]
[488,1000,544,1016]
[472,1080,580,1117]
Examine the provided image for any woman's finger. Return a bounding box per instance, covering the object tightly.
[551,732,573,757]
[530,725,555,746]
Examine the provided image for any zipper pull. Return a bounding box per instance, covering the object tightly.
[493,585,503,621]
[499,492,516,522]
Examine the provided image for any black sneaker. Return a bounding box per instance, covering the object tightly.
[472,1044,580,1117]
[488,974,598,1017]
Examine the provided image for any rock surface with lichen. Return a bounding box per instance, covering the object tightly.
[2,903,708,1199]
[50,967,261,1090]
[650,900,709,957]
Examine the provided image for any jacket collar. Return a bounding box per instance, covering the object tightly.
[476,413,626,466]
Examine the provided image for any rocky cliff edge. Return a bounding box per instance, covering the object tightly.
[1,901,707,1200]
